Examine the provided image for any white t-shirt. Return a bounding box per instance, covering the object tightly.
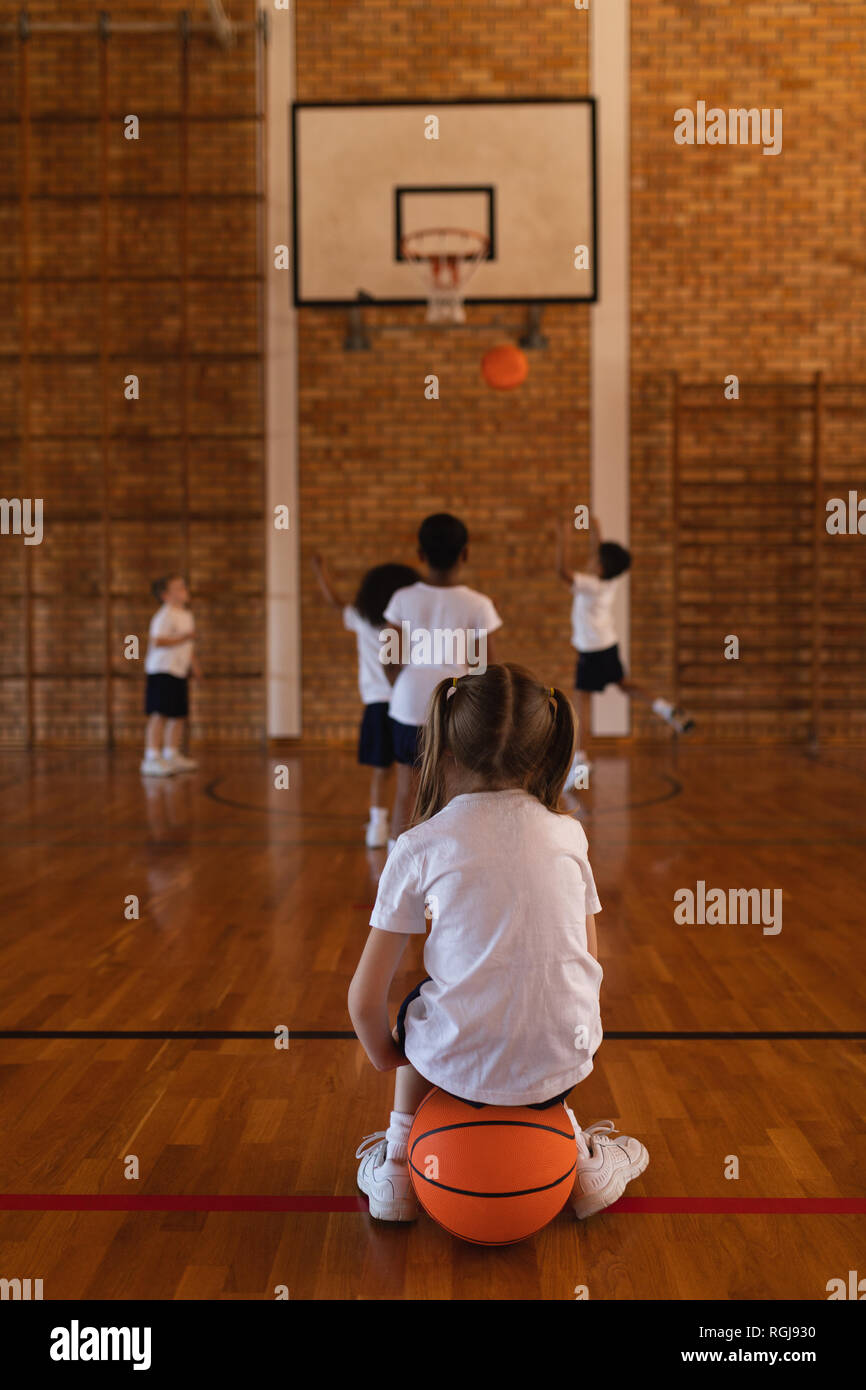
[370,788,603,1105]
[570,573,619,653]
[145,604,195,678]
[342,605,392,706]
[383,582,502,727]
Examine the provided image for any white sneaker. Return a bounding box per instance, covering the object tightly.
[567,1115,649,1219]
[355,1133,418,1222]
[140,756,176,777]
[163,752,197,772]
[365,811,389,849]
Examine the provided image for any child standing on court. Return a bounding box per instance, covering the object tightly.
[312,554,420,847]
[348,663,649,1223]
[141,574,199,777]
[383,513,502,847]
[556,514,694,777]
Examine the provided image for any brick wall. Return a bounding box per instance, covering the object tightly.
[5,2,864,747]
[0,0,264,746]
[630,0,866,742]
[295,1,592,744]
[297,0,866,748]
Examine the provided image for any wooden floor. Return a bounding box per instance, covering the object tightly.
[0,744,864,1300]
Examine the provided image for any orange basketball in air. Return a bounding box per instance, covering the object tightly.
[408,1087,577,1245]
[481,343,530,390]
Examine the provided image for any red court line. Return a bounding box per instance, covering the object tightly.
[609,1198,866,1214]
[0,1195,863,1214]
[0,1195,368,1213]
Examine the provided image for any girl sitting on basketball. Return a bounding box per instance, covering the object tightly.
[348,663,649,1222]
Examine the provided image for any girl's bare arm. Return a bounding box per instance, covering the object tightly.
[585,913,598,962]
[311,553,348,610]
[348,927,412,1071]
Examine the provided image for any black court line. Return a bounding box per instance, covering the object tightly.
[7,835,866,849]
[579,772,684,818]
[202,773,685,821]
[202,777,375,822]
[5,834,866,845]
[1,1029,863,1041]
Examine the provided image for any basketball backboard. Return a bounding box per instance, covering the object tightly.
[291,99,597,308]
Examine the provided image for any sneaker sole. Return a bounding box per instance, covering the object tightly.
[357,1167,418,1221]
[358,1178,418,1222]
[571,1145,650,1220]
[365,1194,418,1222]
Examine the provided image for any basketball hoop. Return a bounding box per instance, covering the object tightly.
[400,227,490,324]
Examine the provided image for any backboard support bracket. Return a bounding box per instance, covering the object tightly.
[519,304,549,351]
[341,298,551,351]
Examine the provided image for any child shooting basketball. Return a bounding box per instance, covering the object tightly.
[383,513,502,847]
[312,554,420,847]
[141,575,199,777]
[348,663,649,1223]
[556,515,694,775]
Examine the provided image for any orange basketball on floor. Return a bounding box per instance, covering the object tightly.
[481,343,530,390]
[408,1087,577,1245]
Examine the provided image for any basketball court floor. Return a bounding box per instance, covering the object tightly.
[1,744,864,1302]
[1,0,865,1345]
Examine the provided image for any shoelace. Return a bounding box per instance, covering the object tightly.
[355,1131,387,1161]
[582,1120,619,1152]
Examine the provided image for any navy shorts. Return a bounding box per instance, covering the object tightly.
[396,977,573,1111]
[389,717,421,767]
[145,673,189,718]
[575,644,625,693]
[358,702,393,768]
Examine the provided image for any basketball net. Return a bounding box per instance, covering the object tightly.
[401,228,490,324]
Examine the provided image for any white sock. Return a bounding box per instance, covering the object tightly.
[369,806,388,823]
[564,1105,591,1159]
[162,747,177,759]
[652,698,673,721]
[383,1110,413,1164]
[144,747,159,761]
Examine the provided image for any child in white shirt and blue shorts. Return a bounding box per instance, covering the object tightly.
[348,662,650,1223]
[312,556,420,847]
[556,515,694,779]
[383,513,502,846]
[141,575,199,777]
